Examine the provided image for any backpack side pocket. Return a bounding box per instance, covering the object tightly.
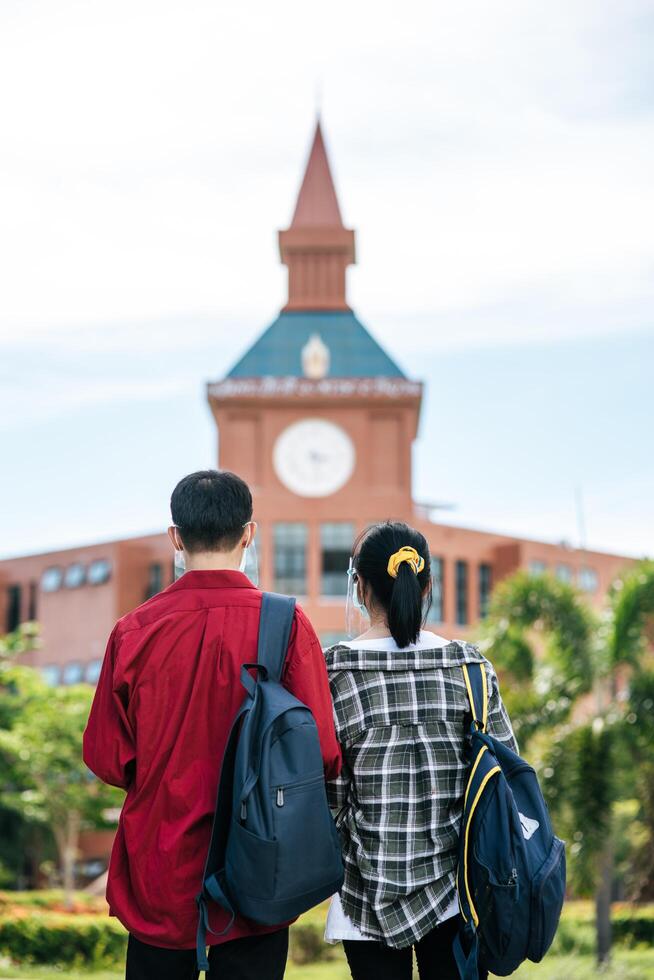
[527,836,566,962]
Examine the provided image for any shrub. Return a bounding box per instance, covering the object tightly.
[551,903,654,954]
[612,904,654,948]
[289,922,335,964]
[0,914,127,966]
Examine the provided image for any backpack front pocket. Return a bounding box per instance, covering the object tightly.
[226,820,278,901]
[472,855,518,963]
[273,774,343,901]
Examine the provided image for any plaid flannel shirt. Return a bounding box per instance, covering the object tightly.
[325,637,517,948]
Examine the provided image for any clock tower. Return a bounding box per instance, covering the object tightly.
[207,120,423,640]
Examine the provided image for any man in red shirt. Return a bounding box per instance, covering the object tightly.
[83,470,341,979]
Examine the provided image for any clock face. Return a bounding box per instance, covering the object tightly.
[273,418,356,497]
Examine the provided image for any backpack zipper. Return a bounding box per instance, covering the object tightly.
[274,774,324,808]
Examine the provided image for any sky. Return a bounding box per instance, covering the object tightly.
[1,0,653,559]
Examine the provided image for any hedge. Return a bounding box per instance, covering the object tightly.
[0,901,653,966]
[553,904,654,954]
[0,914,127,966]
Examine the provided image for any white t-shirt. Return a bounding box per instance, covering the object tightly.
[324,630,460,944]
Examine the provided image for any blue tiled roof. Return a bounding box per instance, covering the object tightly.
[226,311,405,379]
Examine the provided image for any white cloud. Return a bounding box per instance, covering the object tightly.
[0,0,652,347]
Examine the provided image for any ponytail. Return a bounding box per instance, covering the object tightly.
[354,521,432,649]
[388,560,424,648]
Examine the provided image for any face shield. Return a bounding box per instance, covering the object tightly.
[345,556,369,639]
[239,521,259,587]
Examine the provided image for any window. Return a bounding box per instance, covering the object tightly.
[28,581,38,621]
[455,560,468,626]
[88,559,112,586]
[529,560,547,576]
[86,659,103,684]
[145,563,163,599]
[41,566,63,592]
[62,662,84,685]
[426,557,444,623]
[555,563,572,583]
[321,523,354,597]
[6,585,21,633]
[479,563,492,619]
[273,523,307,596]
[64,563,86,589]
[579,567,598,593]
[42,665,62,687]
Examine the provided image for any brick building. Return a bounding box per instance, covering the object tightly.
[0,120,631,683]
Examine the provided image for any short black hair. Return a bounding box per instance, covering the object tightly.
[170,470,253,553]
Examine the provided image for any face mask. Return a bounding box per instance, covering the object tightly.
[172,526,185,579]
[239,522,259,587]
[346,557,369,638]
[352,580,366,612]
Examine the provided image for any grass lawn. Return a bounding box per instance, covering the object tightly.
[1,950,654,980]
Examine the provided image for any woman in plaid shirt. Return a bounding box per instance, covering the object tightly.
[324,521,517,980]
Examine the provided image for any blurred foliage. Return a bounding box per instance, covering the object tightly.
[0,679,119,829]
[0,627,121,898]
[0,624,49,889]
[608,561,654,669]
[480,560,654,916]
[617,669,654,900]
[1,898,654,971]
[0,913,127,966]
[480,571,594,747]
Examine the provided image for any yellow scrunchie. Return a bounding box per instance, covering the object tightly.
[387,546,425,579]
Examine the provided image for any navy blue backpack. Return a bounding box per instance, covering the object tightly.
[195,593,344,971]
[454,662,566,979]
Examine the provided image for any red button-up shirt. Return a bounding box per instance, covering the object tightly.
[83,570,341,950]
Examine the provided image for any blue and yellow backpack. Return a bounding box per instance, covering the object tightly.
[454,662,566,979]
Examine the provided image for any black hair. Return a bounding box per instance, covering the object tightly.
[170,470,253,553]
[354,521,432,648]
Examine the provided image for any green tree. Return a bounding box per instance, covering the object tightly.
[0,624,46,887]
[482,561,654,966]
[610,563,654,903]
[619,669,654,900]
[0,631,122,906]
[481,570,595,748]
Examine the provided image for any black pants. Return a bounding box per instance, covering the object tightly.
[343,915,487,980]
[126,928,289,980]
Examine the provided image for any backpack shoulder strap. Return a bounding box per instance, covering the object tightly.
[462,661,488,733]
[257,592,297,683]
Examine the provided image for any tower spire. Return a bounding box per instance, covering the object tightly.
[279,120,355,311]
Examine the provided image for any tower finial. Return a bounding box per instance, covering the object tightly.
[278,120,355,311]
[315,77,323,118]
